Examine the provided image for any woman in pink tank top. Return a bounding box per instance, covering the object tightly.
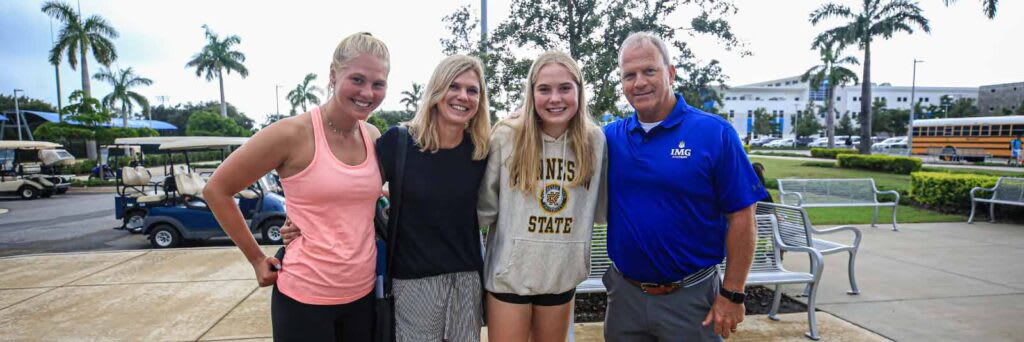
[205,33,389,341]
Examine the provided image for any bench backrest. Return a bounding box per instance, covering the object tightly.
[993,177,1024,203]
[590,225,611,279]
[755,202,814,249]
[719,214,784,274]
[778,178,878,205]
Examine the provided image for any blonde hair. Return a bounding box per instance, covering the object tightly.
[330,32,391,73]
[508,51,597,194]
[406,55,490,160]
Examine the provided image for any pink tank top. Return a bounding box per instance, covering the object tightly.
[276,107,380,305]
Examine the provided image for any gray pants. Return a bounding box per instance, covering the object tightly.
[393,271,482,342]
[603,266,723,342]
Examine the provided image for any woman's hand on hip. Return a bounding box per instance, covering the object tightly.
[281,217,302,245]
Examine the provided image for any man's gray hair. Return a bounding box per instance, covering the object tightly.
[614,31,671,68]
[618,32,672,69]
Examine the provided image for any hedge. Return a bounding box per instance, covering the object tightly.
[911,172,998,210]
[810,148,857,159]
[837,154,922,174]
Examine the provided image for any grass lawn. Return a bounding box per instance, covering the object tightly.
[751,156,910,191]
[765,189,963,225]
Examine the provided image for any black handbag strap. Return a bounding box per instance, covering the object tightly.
[384,127,409,290]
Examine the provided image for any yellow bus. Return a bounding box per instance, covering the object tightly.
[911,116,1024,158]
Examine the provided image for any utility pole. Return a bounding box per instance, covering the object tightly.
[13,89,25,140]
[908,59,923,154]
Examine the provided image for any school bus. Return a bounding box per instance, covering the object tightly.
[911,116,1024,158]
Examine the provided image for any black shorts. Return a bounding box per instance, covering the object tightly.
[489,289,575,306]
[271,285,374,341]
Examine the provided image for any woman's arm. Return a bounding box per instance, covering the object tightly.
[204,119,300,286]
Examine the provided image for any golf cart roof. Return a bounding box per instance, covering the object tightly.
[0,140,63,150]
[113,136,197,146]
[158,137,250,151]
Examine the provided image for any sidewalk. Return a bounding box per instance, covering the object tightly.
[2,221,1019,341]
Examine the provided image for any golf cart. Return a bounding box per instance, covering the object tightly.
[0,140,75,199]
[132,137,286,248]
[112,137,196,232]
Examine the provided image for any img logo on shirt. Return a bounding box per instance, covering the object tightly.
[671,140,692,159]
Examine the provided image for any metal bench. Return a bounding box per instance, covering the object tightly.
[724,214,825,340]
[778,178,900,231]
[576,225,611,294]
[756,202,862,298]
[969,177,1024,223]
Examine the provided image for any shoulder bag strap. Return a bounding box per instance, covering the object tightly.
[385,127,409,289]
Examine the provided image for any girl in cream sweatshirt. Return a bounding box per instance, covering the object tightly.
[477,51,607,342]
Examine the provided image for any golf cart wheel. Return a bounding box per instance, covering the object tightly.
[18,186,38,200]
[125,211,146,233]
[56,187,68,194]
[150,225,182,248]
[261,218,285,245]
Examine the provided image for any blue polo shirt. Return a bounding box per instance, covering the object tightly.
[604,94,767,283]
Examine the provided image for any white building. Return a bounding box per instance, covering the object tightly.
[714,75,977,138]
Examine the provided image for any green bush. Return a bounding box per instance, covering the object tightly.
[837,154,922,174]
[110,150,225,168]
[58,159,98,175]
[810,148,857,159]
[70,178,116,187]
[34,123,95,140]
[911,172,998,211]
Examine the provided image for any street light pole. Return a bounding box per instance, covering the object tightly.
[481,0,488,53]
[908,59,923,154]
[275,84,282,116]
[13,89,23,140]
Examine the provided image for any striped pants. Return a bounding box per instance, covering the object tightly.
[393,271,483,342]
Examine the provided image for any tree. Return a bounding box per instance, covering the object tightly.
[62,90,111,127]
[367,116,388,133]
[811,0,930,153]
[372,110,414,128]
[186,25,249,118]
[1016,100,1024,115]
[752,108,775,137]
[286,73,322,115]
[943,0,999,19]
[186,111,251,137]
[399,83,423,114]
[439,0,747,117]
[837,112,856,136]
[0,94,56,112]
[946,98,978,118]
[793,106,824,139]
[151,101,255,135]
[262,113,287,129]
[93,67,152,128]
[41,1,119,103]
[801,37,859,148]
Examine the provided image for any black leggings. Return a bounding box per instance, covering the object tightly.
[271,286,375,342]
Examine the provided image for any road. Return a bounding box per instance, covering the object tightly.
[0,193,247,257]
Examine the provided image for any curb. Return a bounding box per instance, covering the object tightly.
[67,186,117,194]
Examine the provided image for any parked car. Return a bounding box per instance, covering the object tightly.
[808,137,830,148]
[764,138,795,148]
[795,137,815,147]
[872,136,908,152]
[749,137,780,147]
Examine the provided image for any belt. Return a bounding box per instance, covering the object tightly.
[622,266,718,296]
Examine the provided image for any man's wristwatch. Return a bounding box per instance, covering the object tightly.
[719,287,746,304]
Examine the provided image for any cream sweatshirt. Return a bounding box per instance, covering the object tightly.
[478,122,607,295]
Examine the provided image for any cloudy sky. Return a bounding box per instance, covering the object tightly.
[1,0,1021,126]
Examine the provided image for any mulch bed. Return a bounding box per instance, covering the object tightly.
[574,286,807,323]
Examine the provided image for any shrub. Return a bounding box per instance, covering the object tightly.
[911,172,998,211]
[58,159,98,175]
[810,148,857,159]
[837,154,922,174]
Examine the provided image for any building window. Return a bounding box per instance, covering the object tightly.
[837,97,842,101]
[794,97,800,101]
[729,110,735,118]
[925,97,930,102]
[756,97,762,101]
[991,89,997,93]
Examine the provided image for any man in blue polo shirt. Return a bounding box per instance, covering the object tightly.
[602,32,767,341]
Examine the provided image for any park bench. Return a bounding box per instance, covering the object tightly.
[576,225,611,294]
[968,177,1024,223]
[778,178,900,231]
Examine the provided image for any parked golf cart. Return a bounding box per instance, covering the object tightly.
[112,137,197,232]
[0,140,74,199]
[133,137,286,248]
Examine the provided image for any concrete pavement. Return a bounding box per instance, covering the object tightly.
[777,221,1024,341]
[0,246,890,341]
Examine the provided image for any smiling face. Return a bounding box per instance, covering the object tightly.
[620,42,676,119]
[435,69,481,127]
[329,53,388,120]
[532,63,579,135]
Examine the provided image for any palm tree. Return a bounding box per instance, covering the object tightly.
[400,83,423,114]
[186,25,248,118]
[286,73,322,115]
[811,0,930,153]
[801,38,860,149]
[943,0,999,19]
[94,67,153,127]
[41,1,119,101]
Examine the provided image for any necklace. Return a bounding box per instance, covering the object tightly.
[325,116,358,136]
